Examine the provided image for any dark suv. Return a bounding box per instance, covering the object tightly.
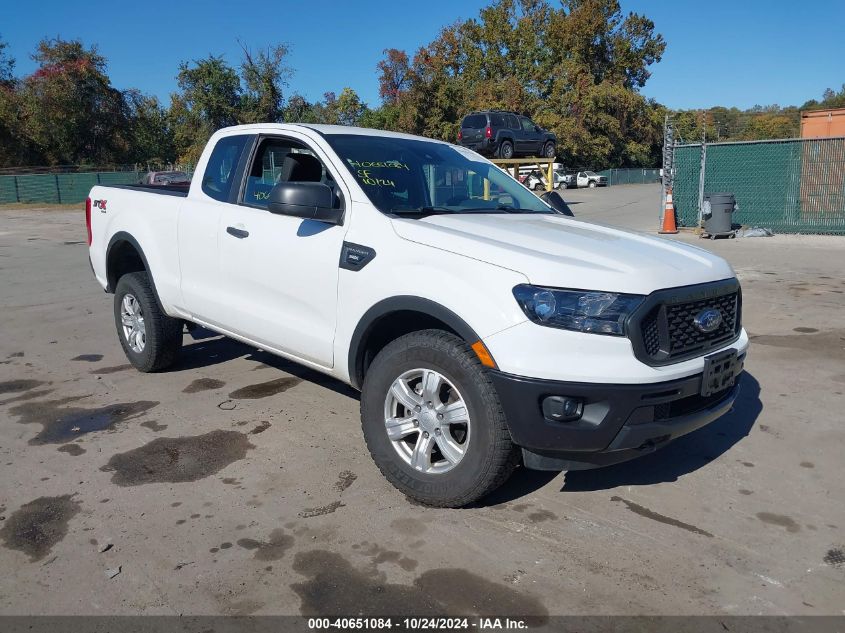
[458,111,556,159]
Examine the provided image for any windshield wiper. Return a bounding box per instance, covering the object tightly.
[452,206,535,214]
[391,206,455,217]
[392,206,547,218]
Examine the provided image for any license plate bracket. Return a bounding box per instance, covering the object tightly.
[701,349,738,397]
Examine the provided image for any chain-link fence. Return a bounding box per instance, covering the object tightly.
[0,171,144,204]
[672,137,845,234]
[597,168,661,185]
[0,164,194,205]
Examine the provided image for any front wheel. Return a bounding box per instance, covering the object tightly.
[543,142,556,158]
[361,330,519,507]
[113,272,182,372]
[533,182,544,192]
[588,181,597,188]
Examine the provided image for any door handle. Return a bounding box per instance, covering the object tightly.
[226,226,249,239]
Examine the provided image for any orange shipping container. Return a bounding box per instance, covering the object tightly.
[801,108,845,138]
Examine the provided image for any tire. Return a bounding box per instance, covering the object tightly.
[543,142,556,158]
[588,181,597,188]
[498,141,514,160]
[361,330,519,507]
[533,182,544,192]
[113,271,182,372]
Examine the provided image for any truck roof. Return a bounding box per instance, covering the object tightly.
[213,123,446,145]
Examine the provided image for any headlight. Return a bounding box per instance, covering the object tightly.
[513,285,644,336]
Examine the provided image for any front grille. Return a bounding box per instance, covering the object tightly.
[642,314,660,356]
[629,280,742,366]
[666,292,738,355]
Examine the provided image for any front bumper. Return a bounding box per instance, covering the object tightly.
[489,354,744,471]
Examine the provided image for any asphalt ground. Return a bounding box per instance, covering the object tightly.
[0,184,843,617]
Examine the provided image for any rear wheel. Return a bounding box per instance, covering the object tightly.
[361,330,519,507]
[498,141,514,160]
[113,272,182,372]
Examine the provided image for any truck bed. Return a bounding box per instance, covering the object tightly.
[100,183,190,198]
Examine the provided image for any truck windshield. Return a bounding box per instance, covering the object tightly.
[324,134,553,216]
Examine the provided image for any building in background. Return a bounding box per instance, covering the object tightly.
[801,108,845,138]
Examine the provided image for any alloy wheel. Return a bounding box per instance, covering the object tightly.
[383,368,471,474]
[120,293,146,353]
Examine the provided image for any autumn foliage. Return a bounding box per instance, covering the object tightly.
[0,0,841,169]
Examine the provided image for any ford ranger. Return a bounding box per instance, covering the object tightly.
[87,124,747,507]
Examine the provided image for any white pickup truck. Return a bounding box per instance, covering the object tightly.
[87,124,747,507]
[564,170,609,188]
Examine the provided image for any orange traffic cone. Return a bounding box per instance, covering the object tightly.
[659,188,678,234]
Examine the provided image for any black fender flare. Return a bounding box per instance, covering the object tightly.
[347,296,483,390]
[497,134,514,147]
[105,231,165,312]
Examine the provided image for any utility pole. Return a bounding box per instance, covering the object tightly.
[696,110,707,229]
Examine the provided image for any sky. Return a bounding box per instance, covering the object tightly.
[3,0,844,111]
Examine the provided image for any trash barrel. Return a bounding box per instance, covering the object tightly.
[702,192,736,236]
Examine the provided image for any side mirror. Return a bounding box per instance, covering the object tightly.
[540,190,574,217]
[534,125,542,132]
[267,182,343,225]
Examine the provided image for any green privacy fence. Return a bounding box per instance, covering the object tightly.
[673,137,845,234]
[0,171,142,204]
[597,168,661,185]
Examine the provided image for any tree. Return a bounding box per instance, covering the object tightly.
[283,93,323,123]
[377,48,412,104]
[124,90,174,165]
[802,85,845,111]
[374,0,666,168]
[738,113,797,140]
[334,87,366,126]
[239,42,291,123]
[16,38,130,165]
[169,55,241,163]
[0,35,14,85]
[0,35,28,166]
[548,0,664,90]
[360,103,401,130]
[669,103,802,143]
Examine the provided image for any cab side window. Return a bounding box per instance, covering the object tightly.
[242,137,339,209]
[201,135,249,202]
[490,113,505,127]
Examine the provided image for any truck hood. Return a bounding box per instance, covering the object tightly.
[391,213,735,295]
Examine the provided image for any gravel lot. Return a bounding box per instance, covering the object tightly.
[0,184,843,617]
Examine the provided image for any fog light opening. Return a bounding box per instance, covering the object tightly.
[542,396,584,423]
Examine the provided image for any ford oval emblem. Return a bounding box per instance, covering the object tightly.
[694,308,722,333]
